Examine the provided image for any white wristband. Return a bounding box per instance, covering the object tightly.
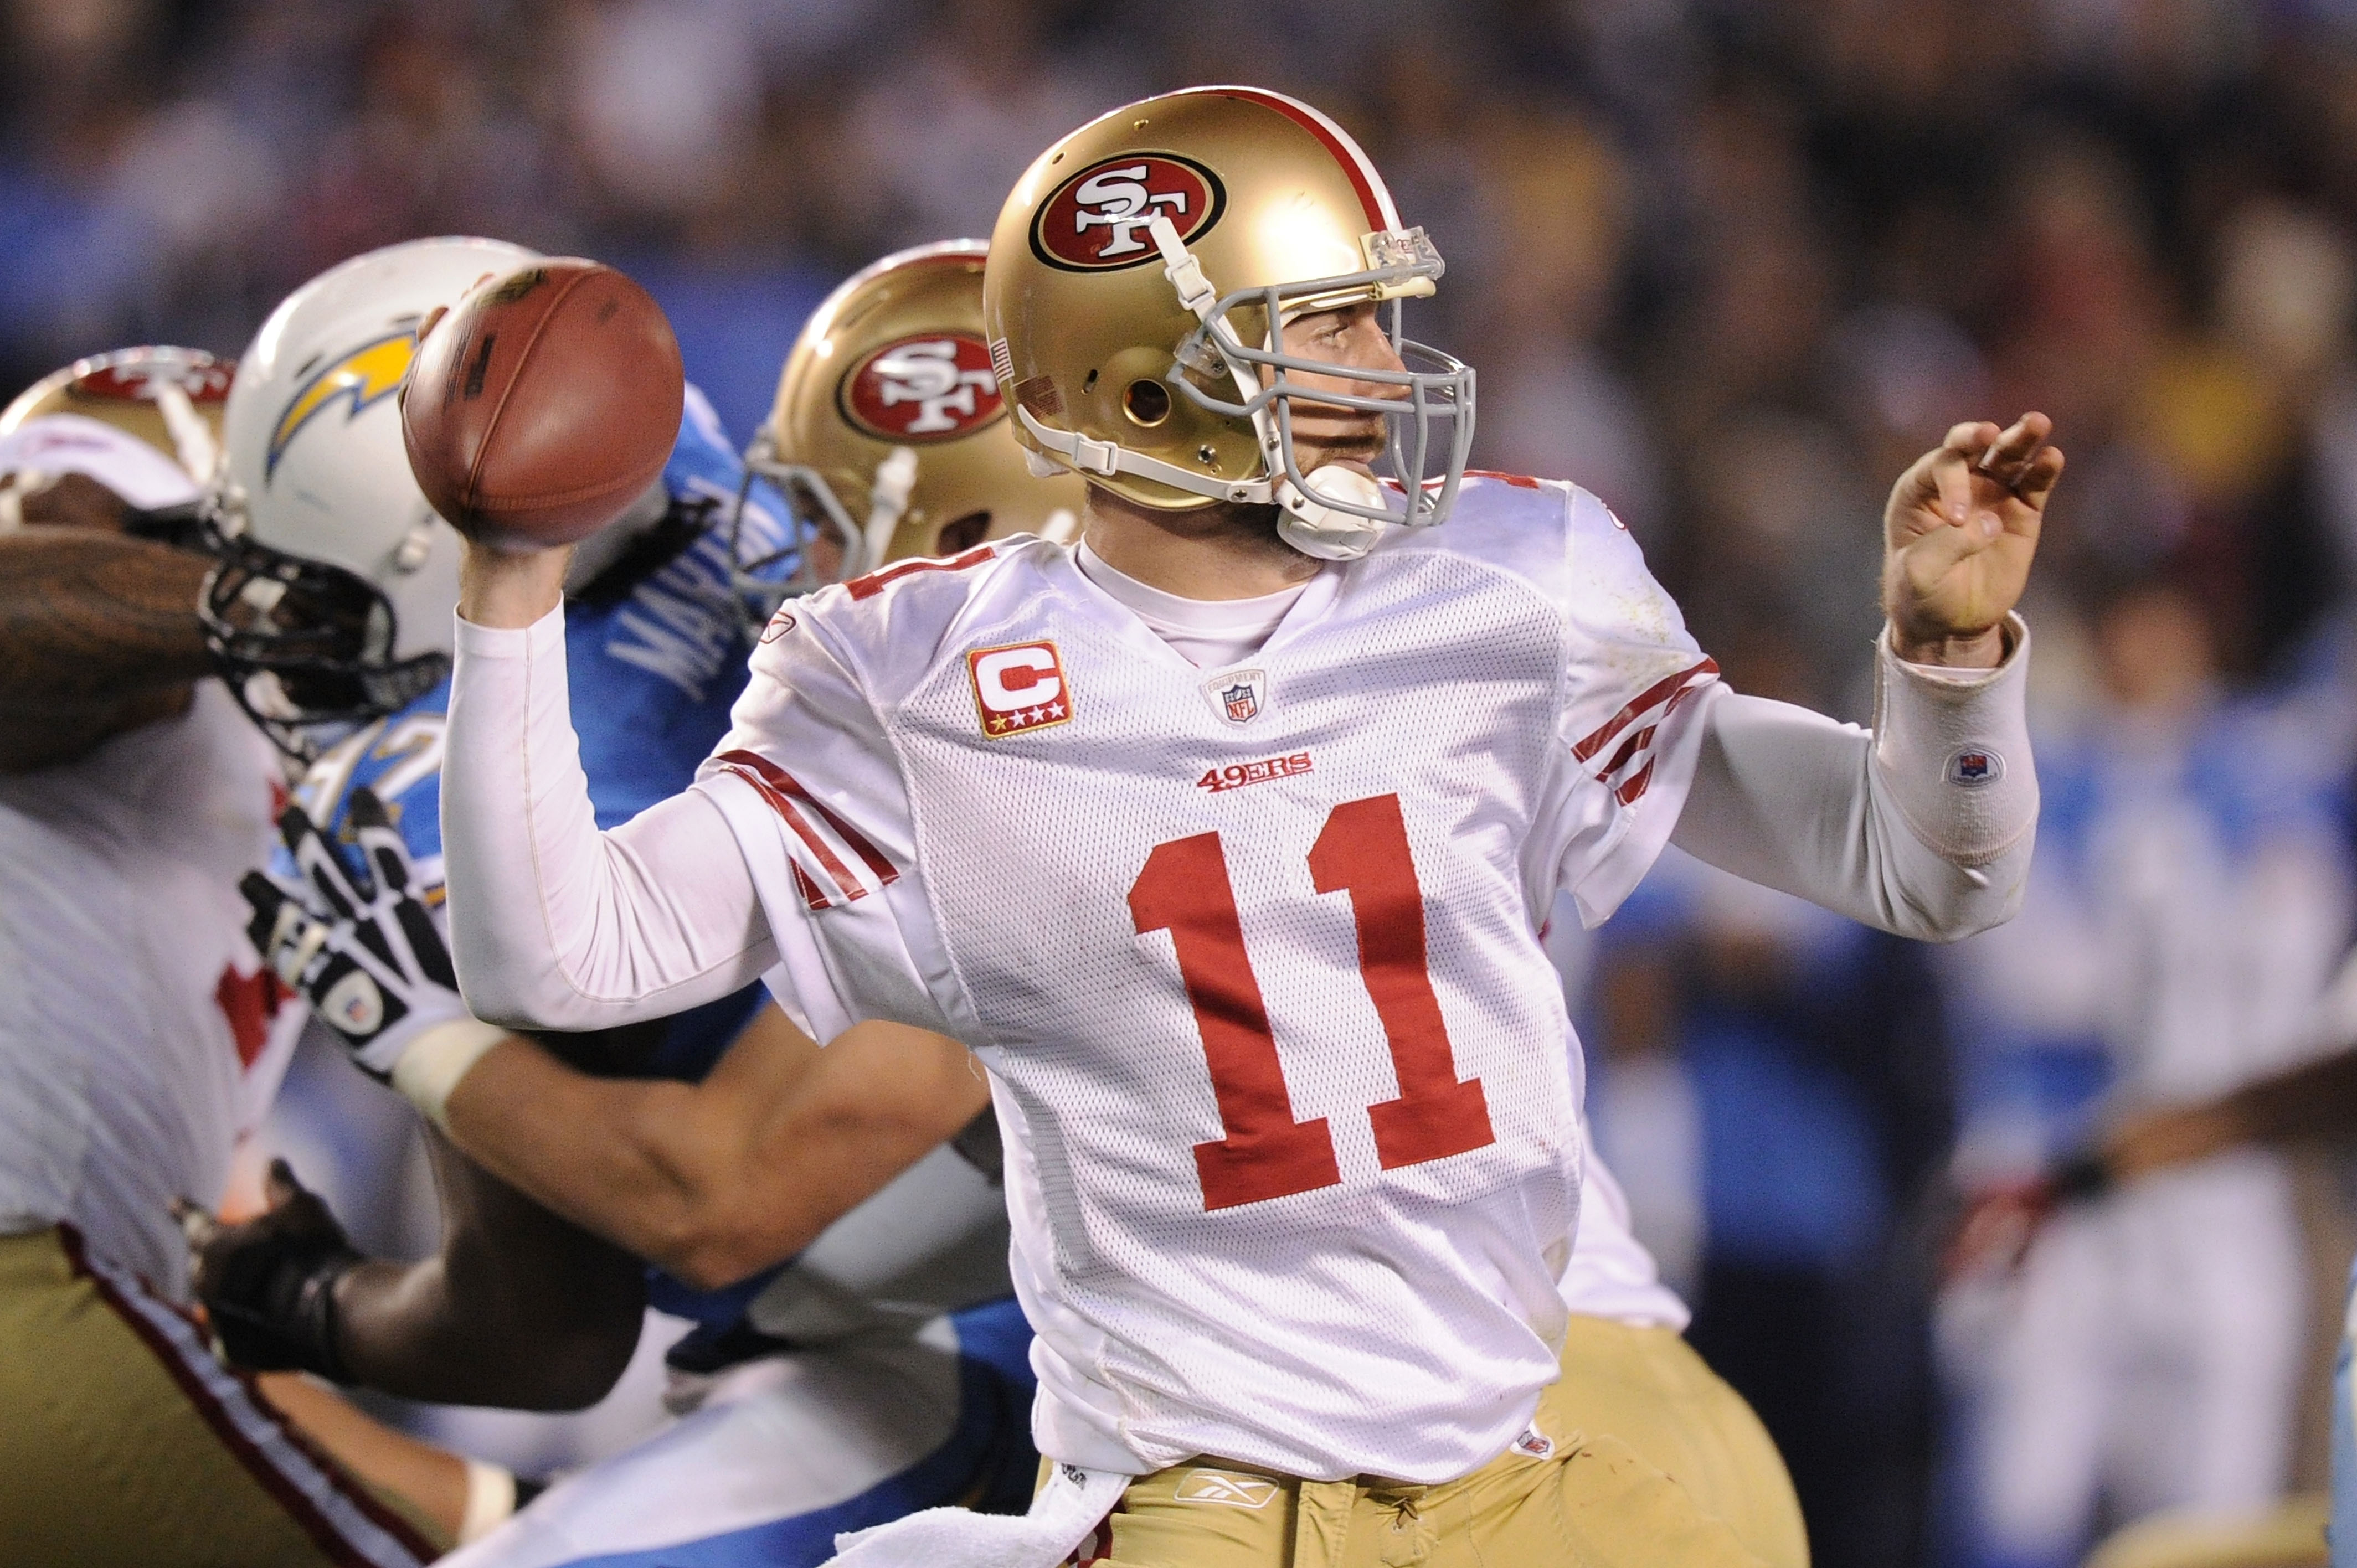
[1871,613,2036,866]
[390,1018,510,1130]
[457,1457,519,1544]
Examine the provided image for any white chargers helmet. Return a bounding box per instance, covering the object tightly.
[203,236,538,756]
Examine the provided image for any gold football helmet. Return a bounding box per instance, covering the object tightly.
[982,86,1474,560]
[730,240,1086,621]
[0,345,231,483]
[0,347,231,540]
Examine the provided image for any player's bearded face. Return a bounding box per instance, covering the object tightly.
[1270,302,1408,471]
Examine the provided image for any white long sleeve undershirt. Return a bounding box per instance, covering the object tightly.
[1071,543,1313,670]
[441,605,2034,1034]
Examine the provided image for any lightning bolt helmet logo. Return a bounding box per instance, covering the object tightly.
[265,331,415,482]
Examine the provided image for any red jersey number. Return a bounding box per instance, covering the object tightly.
[1128,793,1497,1211]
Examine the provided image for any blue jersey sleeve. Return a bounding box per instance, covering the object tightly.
[284,387,806,1332]
[564,382,799,827]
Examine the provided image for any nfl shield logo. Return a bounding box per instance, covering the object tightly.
[1207,669,1267,726]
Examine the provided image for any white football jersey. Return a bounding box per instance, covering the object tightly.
[1560,1125,1690,1332]
[697,476,1717,1483]
[0,681,302,1297]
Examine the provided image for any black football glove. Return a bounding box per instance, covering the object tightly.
[182,1159,362,1380]
[243,787,471,1081]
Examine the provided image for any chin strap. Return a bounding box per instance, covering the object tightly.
[857,447,917,576]
[1011,404,1390,559]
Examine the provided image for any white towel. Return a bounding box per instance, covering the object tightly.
[825,1462,1130,1568]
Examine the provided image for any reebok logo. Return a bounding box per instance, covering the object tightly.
[1173,1469,1280,1509]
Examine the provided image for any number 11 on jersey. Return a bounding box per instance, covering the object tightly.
[1129,793,1497,1211]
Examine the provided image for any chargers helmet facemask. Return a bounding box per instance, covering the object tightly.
[982,86,1474,561]
[202,236,539,759]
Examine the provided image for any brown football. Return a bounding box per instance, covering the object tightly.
[402,259,683,549]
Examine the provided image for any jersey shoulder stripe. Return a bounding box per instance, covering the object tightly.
[710,747,897,909]
[845,543,999,601]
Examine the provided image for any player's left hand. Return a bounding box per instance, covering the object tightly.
[179,1158,362,1379]
[1882,412,2063,666]
[243,787,471,1080]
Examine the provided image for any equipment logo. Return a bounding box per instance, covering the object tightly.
[1205,668,1266,725]
[1948,747,2004,787]
[1197,752,1312,794]
[839,333,1003,442]
[968,640,1073,739]
[1511,1425,1556,1461]
[1031,153,1226,272]
[267,331,415,481]
[1172,1469,1279,1510]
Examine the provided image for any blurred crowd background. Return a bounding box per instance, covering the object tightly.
[14,1,2357,1565]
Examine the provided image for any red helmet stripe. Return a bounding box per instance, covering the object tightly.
[1195,86,1396,233]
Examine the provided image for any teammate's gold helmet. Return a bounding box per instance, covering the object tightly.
[0,345,231,484]
[982,86,1474,560]
[730,240,1086,621]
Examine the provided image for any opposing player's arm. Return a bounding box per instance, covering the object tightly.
[193,1134,646,1410]
[2102,1045,2357,1181]
[335,1121,647,1408]
[0,528,214,771]
[439,1008,991,1291]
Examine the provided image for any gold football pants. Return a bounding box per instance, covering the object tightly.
[0,1225,435,1568]
[1063,1314,1805,1568]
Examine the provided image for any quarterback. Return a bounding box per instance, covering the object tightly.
[249,239,1803,1567]
[436,88,2057,1566]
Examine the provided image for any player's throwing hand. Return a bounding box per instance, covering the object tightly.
[1882,412,2064,665]
[242,788,471,1080]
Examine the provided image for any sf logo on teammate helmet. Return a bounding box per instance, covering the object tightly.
[1031,153,1226,272]
[74,354,233,408]
[839,333,1003,442]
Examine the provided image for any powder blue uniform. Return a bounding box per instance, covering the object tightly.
[289,386,1035,1566]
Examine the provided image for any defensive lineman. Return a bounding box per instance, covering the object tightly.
[435,86,2058,1567]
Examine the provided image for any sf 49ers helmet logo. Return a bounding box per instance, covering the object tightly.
[1031,153,1226,272]
[839,333,1003,442]
[75,357,233,406]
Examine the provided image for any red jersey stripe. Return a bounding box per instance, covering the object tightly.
[1571,659,1717,763]
[1597,723,1657,783]
[715,754,864,902]
[845,544,996,602]
[714,748,897,885]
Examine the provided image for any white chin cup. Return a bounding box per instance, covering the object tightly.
[1282,462,1386,559]
[1273,465,1390,561]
